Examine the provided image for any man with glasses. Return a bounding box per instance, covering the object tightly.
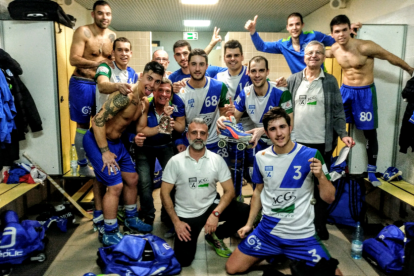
[286,40,354,240]
[152,49,171,77]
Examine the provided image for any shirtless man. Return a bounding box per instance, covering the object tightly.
[69,0,115,177]
[327,15,414,186]
[83,61,165,246]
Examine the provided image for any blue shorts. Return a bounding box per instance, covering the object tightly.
[69,76,96,124]
[83,130,136,186]
[341,83,378,130]
[238,216,331,267]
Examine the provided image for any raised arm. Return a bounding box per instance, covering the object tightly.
[204,27,222,55]
[361,40,414,76]
[245,15,282,54]
[69,26,111,68]
[92,92,131,174]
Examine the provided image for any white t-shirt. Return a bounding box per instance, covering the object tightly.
[162,147,231,218]
[252,143,330,239]
[94,61,138,112]
[294,70,325,144]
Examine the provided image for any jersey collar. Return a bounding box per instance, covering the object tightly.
[187,77,209,90]
[185,146,210,160]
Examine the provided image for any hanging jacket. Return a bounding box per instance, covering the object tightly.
[399,102,414,153]
[0,49,42,140]
[0,69,16,144]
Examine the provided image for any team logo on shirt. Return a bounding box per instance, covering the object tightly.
[188,177,209,188]
[172,104,178,113]
[248,105,256,114]
[199,113,214,125]
[299,95,307,105]
[188,99,195,107]
[264,166,273,177]
[235,96,241,104]
[116,76,121,82]
[189,177,197,189]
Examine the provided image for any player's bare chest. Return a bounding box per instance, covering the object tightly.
[85,37,113,58]
[335,50,368,69]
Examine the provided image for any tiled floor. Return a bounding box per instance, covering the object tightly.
[44,184,379,276]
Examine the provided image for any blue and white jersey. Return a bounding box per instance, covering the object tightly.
[251,31,335,74]
[235,82,293,128]
[95,61,138,111]
[215,66,254,130]
[252,143,331,239]
[168,65,226,83]
[172,77,228,145]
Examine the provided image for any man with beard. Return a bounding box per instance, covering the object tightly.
[69,1,115,177]
[225,107,340,276]
[326,15,414,186]
[83,61,164,246]
[217,56,294,161]
[172,49,230,157]
[161,118,249,267]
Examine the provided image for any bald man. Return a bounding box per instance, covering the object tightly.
[152,49,171,77]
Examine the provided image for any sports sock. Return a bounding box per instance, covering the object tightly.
[93,210,103,223]
[104,219,118,233]
[367,164,381,187]
[75,128,88,166]
[125,204,137,218]
[363,129,378,166]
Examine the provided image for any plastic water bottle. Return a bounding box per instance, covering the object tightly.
[351,222,364,259]
[70,144,78,176]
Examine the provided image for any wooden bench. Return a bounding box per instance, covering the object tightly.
[0,182,41,209]
[365,178,414,217]
[62,173,95,204]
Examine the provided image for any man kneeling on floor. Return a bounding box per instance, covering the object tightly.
[225,107,342,275]
[161,118,250,267]
[84,61,165,246]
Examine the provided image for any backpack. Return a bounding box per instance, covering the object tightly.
[327,174,366,227]
[403,222,414,276]
[363,225,405,274]
[97,234,181,276]
[8,0,73,29]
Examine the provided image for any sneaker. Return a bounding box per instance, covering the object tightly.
[117,209,126,225]
[236,194,244,203]
[124,216,153,234]
[164,227,176,238]
[205,232,232,258]
[220,120,252,143]
[79,165,95,177]
[102,228,123,246]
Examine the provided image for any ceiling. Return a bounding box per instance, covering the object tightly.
[74,0,330,32]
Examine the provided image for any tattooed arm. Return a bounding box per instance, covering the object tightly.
[69,26,112,68]
[92,92,131,174]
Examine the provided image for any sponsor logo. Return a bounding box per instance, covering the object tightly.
[0,227,16,249]
[246,235,261,251]
[265,166,273,171]
[199,114,213,125]
[189,177,197,189]
[81,106,91,115]
[163,243,171,250]
[249,105,255,114]
[271,191,297,205]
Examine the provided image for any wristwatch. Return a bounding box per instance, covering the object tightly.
[212,210,220,217]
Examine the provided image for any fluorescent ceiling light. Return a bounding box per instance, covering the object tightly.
[184,20,211,27]
[181,0,218,5]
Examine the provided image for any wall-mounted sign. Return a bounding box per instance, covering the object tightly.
[183,32,198,40]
